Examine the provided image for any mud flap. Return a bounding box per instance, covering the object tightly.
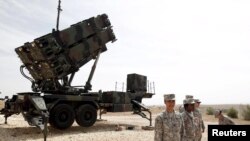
[30,96,49,141]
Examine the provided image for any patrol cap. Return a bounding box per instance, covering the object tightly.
[214,110,221,116]
[183,98,195,104]
[164,94,175,101]
[194,99,201,103]
[185,95,193,99]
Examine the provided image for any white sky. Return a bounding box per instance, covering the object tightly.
[0,0,250,105]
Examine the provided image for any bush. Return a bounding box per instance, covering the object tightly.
[222,109,228,114]
[206,107,214,115]
[241,105,250,121]
[227,107,238,119]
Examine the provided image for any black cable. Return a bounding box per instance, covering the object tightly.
[20,65,34,82]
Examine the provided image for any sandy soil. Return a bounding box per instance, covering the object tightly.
[0,105,250,141]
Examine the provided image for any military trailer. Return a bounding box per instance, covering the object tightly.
[0,3,154,141]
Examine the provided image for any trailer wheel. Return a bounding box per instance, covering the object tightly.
[49,104,75,129]
[76,104,97,127]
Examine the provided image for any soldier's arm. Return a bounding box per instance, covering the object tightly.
[228,118,235,125]
[202,119,205,132]
[154,115,163,141]
[180,115,184,140]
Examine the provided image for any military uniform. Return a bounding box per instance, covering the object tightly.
[182,111,196,141]
[219,115,235,125]
[155,111,183,141]
[193,108,205,141]
[154,94,184,141]
[214,110,235,125]
[181,98,196,141]
[193,99,205,141]
[179,105,184,113]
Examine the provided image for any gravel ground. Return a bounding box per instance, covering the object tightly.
[1,107,249,141]
[0,113,207,141]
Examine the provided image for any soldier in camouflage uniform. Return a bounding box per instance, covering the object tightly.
[179,105,184,113]
[193,99,205,141]
[179,95,193,113]
[214,110,235,125]
[181,98,196,141]
[154,94,183,141]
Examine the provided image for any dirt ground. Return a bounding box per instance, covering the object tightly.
[0,105,250,141]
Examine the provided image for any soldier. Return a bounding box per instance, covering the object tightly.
[181,98,196,141]
[214,110,235,125]
[179,95,194,113]
[193,99,205,141]
[154,94,183,141]
[179,105,184,113]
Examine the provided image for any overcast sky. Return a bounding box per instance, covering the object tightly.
[0,0,250,105]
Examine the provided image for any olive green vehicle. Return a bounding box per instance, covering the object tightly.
[0,1,154,141]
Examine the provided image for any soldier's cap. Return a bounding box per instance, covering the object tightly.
[185,95,193,99]
[214,110,222,116]
[194,99,201,103]
[183,98,195,104]
[164,94,175,101]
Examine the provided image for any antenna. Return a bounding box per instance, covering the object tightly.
[56,0,62,31]
[115,81,117,91]
[153,82,155,94]
[122,82,124,92]
[149,82,152,93]
[147,80,149,93]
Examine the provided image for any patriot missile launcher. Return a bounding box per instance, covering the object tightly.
[16,13,115,93]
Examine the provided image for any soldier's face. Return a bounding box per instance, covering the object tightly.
[187,104,195,112]
[195,102,200,108]
[165,100,175,110]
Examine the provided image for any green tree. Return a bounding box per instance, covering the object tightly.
[227,107,238,119]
